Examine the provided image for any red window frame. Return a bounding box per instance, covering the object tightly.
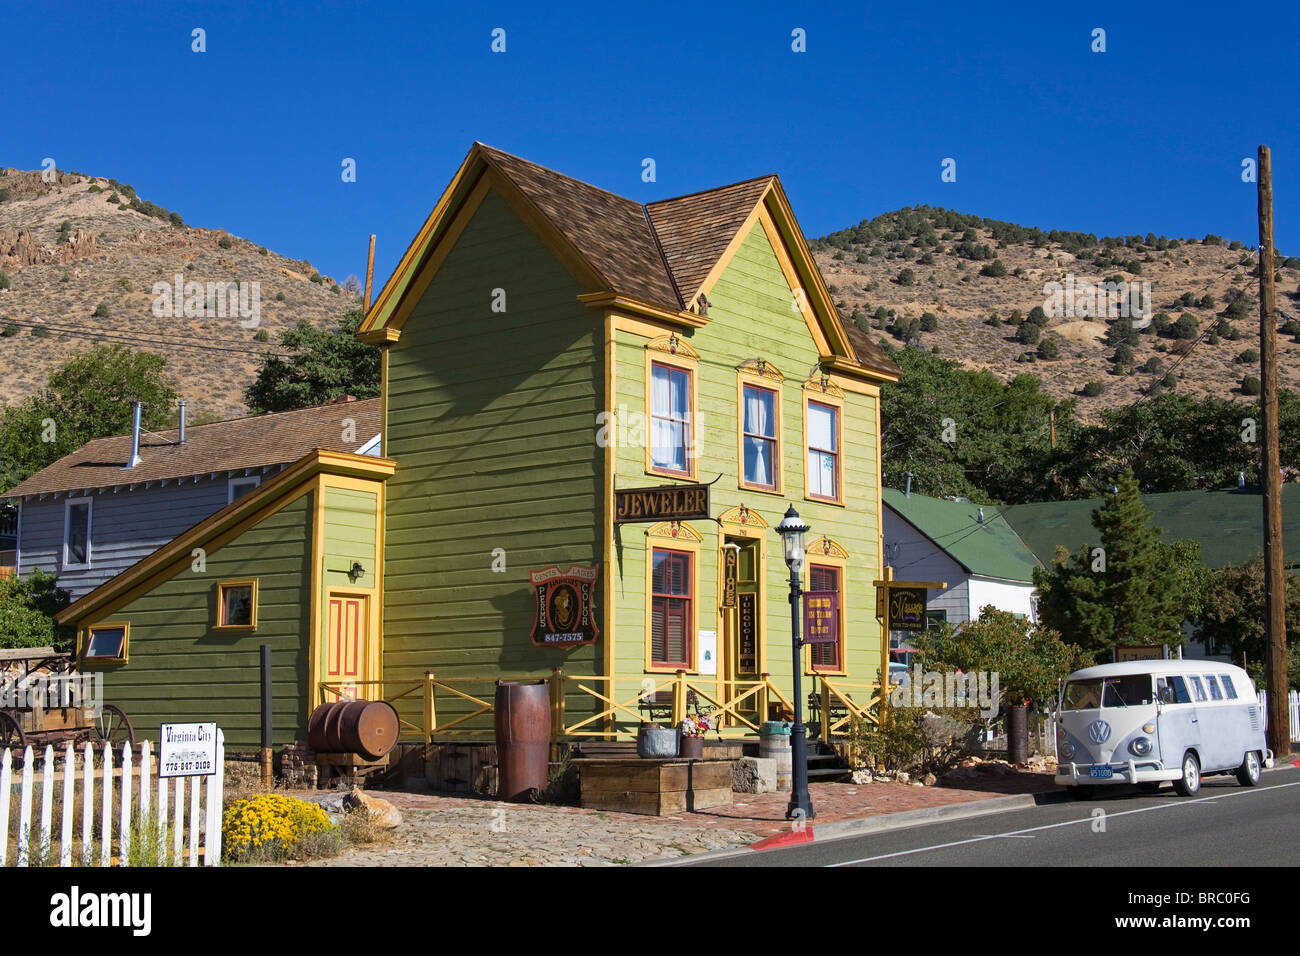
[808,563,842,671]
[651,548,693,668]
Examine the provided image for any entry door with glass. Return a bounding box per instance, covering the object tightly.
[723,537,762,724]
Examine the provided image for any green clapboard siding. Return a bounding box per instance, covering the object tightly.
[614,221,882,693]
[383,187,602,732]
[90,491,315,752]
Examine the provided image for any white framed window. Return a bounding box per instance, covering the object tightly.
[228,476,261,504]
[62,498,92,570]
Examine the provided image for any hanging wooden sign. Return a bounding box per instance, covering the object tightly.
[887,586,929,632]
[722,547,738,608]
[614,484,709,523]
[803,590,839,645]
[738,592,758,673]
[529,565,600,647]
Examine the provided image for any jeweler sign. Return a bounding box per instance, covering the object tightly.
[159,722,218,777]
[803,590,839,645]
[529,564,600,647]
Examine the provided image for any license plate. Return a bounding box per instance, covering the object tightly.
[1089,766,1113,779]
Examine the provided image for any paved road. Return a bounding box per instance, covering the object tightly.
[688,763,1300,867]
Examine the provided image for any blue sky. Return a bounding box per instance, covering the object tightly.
[8,1,1297,287]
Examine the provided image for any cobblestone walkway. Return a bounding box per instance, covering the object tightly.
[293,770,1060,865]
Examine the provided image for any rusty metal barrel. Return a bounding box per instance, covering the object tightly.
[494,680,551,802]
[307,700,399,760]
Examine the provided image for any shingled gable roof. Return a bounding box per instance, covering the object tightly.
[362,143,900,381]
[3,398,382,499]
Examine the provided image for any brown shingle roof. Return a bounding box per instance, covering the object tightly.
[842,319,901,379]
[646,177,775,305]
[3,398,382,498]
[477,144,683,309]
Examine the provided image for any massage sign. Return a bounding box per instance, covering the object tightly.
[529,564,600,647]
[888,586,929,631]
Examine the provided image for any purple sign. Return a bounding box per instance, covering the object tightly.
[803,590,839,645]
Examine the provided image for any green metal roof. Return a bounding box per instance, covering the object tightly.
[1002,485,1300,570]
[883,489,1043,583]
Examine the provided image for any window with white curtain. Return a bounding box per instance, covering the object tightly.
[650,362,692,474]
[742,384,778,489]
[807,400,839,500]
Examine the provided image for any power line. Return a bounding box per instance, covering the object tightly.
[0,317,278,356]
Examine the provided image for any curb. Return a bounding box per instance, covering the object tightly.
[651,789,1067,866]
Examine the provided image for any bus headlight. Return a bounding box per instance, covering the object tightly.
[1058,731,1075,759]
[1129,737,1153,756]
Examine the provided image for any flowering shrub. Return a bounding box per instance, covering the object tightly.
[222,794,336,863]
[679,714,712,737]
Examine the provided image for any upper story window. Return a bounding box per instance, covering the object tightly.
[84,623,128,663]
[63,499,92,570]
[741,384,779,491]
[806,400,841,502]
[228,476,261,504]
[649,361,694,476]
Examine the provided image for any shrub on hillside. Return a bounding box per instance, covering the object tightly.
[895,268,915,286]
[980,259,1008,278]
[1235,349,1260,365]
[1017,322,1040,345]
[1241,376,1261,395]
[1082,380,1105,397]
[92,301,109,318]
[1037,337,1060,360]
[920,312,938,332]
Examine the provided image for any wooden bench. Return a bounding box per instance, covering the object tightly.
[636,689,710,723]
[807,691,855,732]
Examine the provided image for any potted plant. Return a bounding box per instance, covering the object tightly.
[678,714,711,759]
[637,722,679,758]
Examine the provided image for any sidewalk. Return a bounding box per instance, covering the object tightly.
[295,768,1062,866]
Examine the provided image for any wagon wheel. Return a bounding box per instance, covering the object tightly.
[0,710,26,753]
[93,705,135,748]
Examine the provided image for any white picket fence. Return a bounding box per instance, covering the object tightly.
[0,731,224,867]
[1257,690,1300,742]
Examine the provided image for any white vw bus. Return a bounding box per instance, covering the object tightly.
[1054,660,1273,797]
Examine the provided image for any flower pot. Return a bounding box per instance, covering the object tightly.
[679,735,704,759]
[637,724,679,758]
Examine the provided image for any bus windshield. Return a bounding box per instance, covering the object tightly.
[1063,675,1154,710]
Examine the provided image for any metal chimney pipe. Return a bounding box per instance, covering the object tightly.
[123,402,143,469]
[905,472,913,498]
[178,400,187,444]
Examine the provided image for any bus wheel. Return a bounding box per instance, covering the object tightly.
[1173,752,1201,796]
[1235,750,1261,787]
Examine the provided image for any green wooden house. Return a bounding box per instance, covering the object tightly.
[358,143,901,738]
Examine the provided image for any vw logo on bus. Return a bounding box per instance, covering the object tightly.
[1088,720,1112,744]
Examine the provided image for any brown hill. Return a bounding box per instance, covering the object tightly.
[812,207,1300,420]
[0,167,362,421]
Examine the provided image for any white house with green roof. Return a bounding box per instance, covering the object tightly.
[882,488,1043,638]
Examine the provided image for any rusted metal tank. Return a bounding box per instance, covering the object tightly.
[307,700,399,760]
[494,680,551,801]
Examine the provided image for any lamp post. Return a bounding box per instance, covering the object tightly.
[776,504,814,821]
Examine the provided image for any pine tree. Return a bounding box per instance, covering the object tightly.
[1033,472,1205,659]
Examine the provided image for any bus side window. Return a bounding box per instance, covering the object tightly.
[1157,677,1176,704]
[1187,676,1206,702]
[1204,676,1222,701]
[1220,675,1237,699]
[1163,676,1192,704]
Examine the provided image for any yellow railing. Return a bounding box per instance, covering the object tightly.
[343,669,883,751]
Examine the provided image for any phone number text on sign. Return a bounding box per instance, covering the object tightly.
[159,722,218,778]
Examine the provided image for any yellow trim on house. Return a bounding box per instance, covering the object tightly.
[736,362,785,496]
[643,522,702,674]
[215,577,259,630]
[643,347,700,482]
[610,313,676,340]
[578,292,709,330]
[829,373,882,397]
[322,587,379,698]
[603,312,617,698]
[379,345,390,458]
[874,393,886,687]
[802,380,846,507]
[357,327,401,345]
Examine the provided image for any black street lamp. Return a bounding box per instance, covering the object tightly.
[775,504,814,821]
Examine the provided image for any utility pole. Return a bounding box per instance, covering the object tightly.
[1257,144,1291,759]
[364,234,377,311]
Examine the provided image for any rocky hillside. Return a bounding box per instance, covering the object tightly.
[0,168,362,420]
[812,207,1300,420]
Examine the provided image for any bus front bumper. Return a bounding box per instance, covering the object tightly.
[1054,760,1183,786]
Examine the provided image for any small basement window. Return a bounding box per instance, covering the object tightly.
[217,579,258,629]
[84,623,128,663]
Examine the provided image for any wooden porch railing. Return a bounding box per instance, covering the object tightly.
[329,670,884,752]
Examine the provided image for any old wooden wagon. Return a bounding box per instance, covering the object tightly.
[0,647,135,752]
